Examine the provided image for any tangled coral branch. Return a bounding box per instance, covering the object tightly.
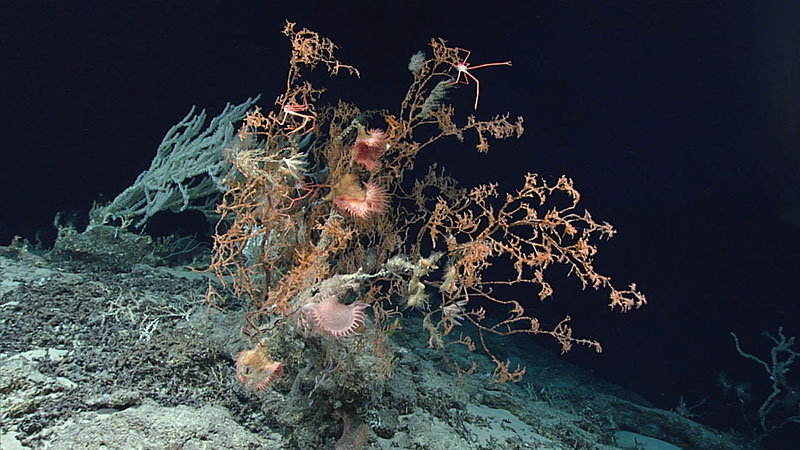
[203,24,645,388]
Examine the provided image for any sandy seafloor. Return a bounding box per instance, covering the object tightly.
[0,229,753,450]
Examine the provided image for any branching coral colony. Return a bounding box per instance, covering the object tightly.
[207,23,646,390]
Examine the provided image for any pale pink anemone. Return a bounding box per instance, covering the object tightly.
[306,295,369,338]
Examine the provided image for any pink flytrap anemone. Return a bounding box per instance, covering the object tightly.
[330,173,388,219]
[306,294,369,338]
[235,344,284,391]
[352,124,385,173]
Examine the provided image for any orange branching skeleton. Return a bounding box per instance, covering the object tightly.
[203,22,645,386]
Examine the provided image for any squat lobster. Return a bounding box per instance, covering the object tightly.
[446,47,512,110]
[269,93,316,136]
